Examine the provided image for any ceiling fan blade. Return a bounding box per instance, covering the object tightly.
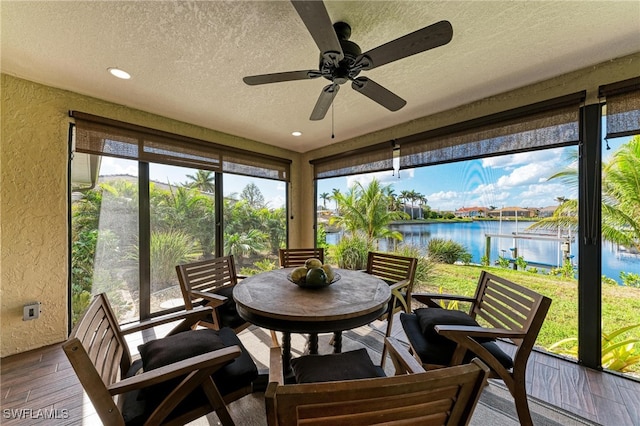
[351,77,406,111]
[355,20,453,70]
[243,70,321,86]
[290,0,344,64]
[310,84,340,121]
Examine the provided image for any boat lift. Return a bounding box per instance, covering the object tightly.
[485,232,574,270]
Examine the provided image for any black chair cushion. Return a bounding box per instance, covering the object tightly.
[198,286,246,329]
[121,328,258,425]
[400,312,514,370]
[291,348,385,384]
[414,307,495,344]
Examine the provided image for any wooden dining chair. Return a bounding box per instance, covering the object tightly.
[265,337,490,426]
[63,293,259,426]
[278,248,324,267]
[176,255,250,334]
[365,251,418,367]
[400,270,552,426]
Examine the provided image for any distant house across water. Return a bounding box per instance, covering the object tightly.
[454,206,488,218]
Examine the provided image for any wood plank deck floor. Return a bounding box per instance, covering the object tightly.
[2,323,638,425]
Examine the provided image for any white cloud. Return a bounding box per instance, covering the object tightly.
[482,148,568,170]
[495,162,554,188]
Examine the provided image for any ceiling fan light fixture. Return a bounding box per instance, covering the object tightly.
[108,67,131,80]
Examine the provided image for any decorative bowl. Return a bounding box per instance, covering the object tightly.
[287,272,341,289]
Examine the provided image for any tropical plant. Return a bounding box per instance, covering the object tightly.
[185,169,215,193]
[437,286,459,310]
[515,256,528,271]
[547,324,640,372]
[427,238,470,264]
[152,185,215,258]
[620,271,640,288]
[129,230,200,291]
[319,192,330,209]
[224,229,268,265]
[240,258,277,276]
[497,256,511,268]
[332,232,372,270]
[316,223,329,250]
[549,258,575,279]
[331,179,408,246]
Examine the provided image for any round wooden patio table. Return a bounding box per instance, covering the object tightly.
[233,267,391,374]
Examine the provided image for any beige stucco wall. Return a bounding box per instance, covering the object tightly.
[1,52,638,357]
[0,74,302,357]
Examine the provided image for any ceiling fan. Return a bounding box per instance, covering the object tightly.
[243,0,453,121]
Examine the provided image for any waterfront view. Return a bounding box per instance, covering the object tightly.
[326,220,640,284]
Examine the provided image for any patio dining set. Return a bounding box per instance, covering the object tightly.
[64,247,550,426]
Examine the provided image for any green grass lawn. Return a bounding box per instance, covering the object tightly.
[414,263,640,374]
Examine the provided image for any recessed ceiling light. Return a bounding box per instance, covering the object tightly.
[108,67,131,80]
[291,131,302,137]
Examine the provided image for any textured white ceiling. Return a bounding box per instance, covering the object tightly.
[2,1,639,153]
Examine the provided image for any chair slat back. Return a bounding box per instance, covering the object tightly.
[472,271,552,351]
[279,248,324,267]
[176,256,238,309]
[366,251,417,285]
[63,294,128,425]
[268,359,489,426]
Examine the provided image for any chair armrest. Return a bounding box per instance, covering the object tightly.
[412,292,475,308]
[388,278,410,292]
[120,306,213,335]
[384,337,425,375]
[435,325,524,372]
[108,345,241,395]
[191,290,228,307]
[435,325,526,341]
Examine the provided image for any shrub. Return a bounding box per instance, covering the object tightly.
[515,256,528,270]
[620,271,640,288]
[497,256,511,268]
[393,244,434,284]
[427,238,470,264]
[241,258,278,276]
[333,233,372,270]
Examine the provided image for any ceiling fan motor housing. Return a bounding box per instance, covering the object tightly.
[319,22,362,84]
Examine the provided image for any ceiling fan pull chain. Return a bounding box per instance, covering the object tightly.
[331,90,336,139]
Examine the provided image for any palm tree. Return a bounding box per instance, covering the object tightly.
[331,179,408,246]
[332,188,341,213]
[224,229,268,266]
[400,190,411,218]
[319,192,330,210]
[185,170,215,193]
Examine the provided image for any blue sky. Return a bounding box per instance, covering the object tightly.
[318,136,629,212]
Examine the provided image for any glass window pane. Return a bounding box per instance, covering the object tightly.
[223,175,286,273]
[71,156,139,325]
[601,129,640,377]
[318,147,581,357]
[148,165,216,314]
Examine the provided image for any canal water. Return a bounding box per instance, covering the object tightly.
[326,220,640,284]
